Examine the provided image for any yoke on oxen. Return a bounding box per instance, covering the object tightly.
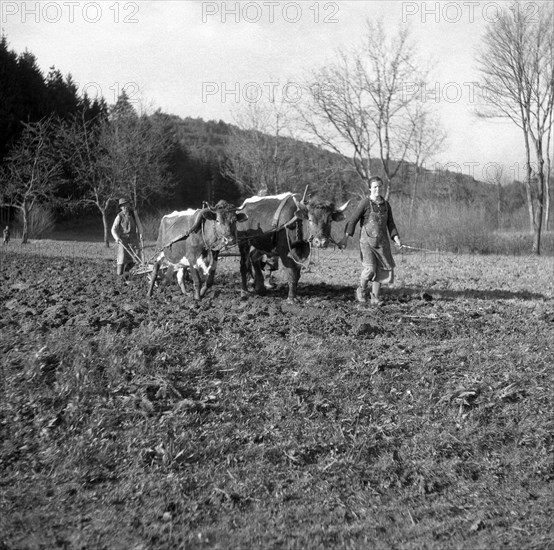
[237,192,349,302]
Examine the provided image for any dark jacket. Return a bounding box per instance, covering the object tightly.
[345,196,399,240]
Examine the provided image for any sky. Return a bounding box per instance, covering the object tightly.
[2,0,537,183]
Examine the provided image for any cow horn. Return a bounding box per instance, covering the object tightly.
[293,195,307,211]
[302,185,309,203]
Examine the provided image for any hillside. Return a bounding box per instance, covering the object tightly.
[166,115,507,210]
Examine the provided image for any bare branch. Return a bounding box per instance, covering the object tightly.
[475,1,554,253]
[298,19,431,199]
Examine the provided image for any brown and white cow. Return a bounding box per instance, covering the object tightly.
[237,193,349,302]
[147,200,247,300]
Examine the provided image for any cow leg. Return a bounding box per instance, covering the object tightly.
[147,261,160,297]
[239,245,250,299]
[201,251,218,297]
[161,264,175,288]
[282,256,301,303]
[189,267,202,301]
[250,251,266,295]
[263,255,279,289]
[176,267,188,295]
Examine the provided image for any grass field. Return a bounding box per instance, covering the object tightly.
[1,241,553,549]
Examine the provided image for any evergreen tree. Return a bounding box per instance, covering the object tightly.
[45,68,79,120]
[0,37,84,161]
[0,36,21,159]
[17,51,49,122]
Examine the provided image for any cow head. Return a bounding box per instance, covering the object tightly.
[202,200,248,248]
[293,197,350,249]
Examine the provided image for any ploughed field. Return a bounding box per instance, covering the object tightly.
[1,243,553,549]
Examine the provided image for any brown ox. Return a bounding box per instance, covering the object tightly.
[147,200,248,300]
[237,193,349,302]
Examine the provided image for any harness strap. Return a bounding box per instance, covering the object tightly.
[272,196,292,229]
[296,217,303,242]
[201,218,222,252]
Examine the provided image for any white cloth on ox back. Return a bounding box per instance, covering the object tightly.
[157,209,201,250]
[239,192,293,209]
[164,209,197,218]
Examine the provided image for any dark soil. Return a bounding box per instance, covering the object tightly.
[1,250,553,549]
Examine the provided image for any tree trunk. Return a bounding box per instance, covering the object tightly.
[545,103,553,232]
[409,166,420,229]
[545,156,552,232]
[547,176,551,231]
[523,134,534,234]
[497,182,502,230]
[532,201,543,254]
[383,174,392,201]
[131,174,138,208]
[530,132,547,255]
[21,205,29,244]
[101,208,110,248]
[532,165,546,255]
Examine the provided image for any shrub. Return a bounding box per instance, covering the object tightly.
[15,204,56,238]
[395,200,496,254]
[139,209,165,241]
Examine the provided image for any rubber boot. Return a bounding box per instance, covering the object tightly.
[370,282,383,305]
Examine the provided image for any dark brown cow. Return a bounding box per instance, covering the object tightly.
[147,200,247,300]
[237,193,349,302]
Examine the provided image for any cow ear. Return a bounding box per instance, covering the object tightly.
[202,209,217,221]
[332,201,350,221]
[236,212,249,223]
[295,208,309,220]
[293,195,308,219]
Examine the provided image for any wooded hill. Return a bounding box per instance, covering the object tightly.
[164,115,526,217]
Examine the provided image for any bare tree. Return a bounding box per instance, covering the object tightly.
[222,101,294,195]
[221,91,334,197]
[55,96,175,245]
[0,118,60,243]
[359,20,427,198]
[100,99,175,213]
[300,20,428,199]
[56,112,117,246]
[299,50,374,196]
[545,99,553,231]
[223,95,350,201]
[476,1,554,254]
[404,105,447,227]
[482,163,513,230]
